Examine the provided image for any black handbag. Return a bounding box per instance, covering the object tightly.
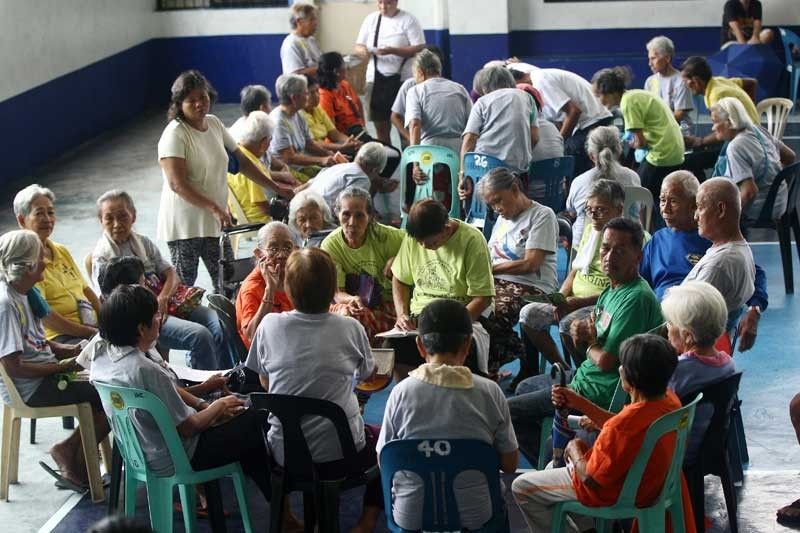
[369,14,406,115]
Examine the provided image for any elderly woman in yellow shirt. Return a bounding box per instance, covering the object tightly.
[300,75,363,156]
[14,185,101,343]
[226,110,275,223]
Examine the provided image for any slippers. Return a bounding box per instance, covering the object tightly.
[173,501,232,519]
[777,499,800,526]
[39,461,88,493]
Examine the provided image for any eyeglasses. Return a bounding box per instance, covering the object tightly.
[265,244,294,255]
[585,205,611,218]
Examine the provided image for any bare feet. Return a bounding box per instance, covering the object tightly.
[50,441,88,486]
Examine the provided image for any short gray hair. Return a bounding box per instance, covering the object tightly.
[288,189,335,232]
[13,184,55,217]
[289,3,316,29]
[275,74,308,105]
[0,230,42,283]
[472,68,487,96]
[355,142,388,174]
[710,96,753,131]
[646,35,675,59]
[662,280,728,347]
[96,190,136,218]
[587,179,625,209]
[257,221,301,248]
[481,65,516,94]
[335,186,374,217]
[478,167,521,199]
[662,170,700,199]
[413,48,442,77]
[238,110,275,146]
[240,84,271,115]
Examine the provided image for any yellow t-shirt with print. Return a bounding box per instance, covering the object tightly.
[300,106,336,143]
[391,221,495,316]
[704,77,759,123]
[227,145,270,224]
[36,241,95,340]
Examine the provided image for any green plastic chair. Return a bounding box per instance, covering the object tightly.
[537,378,629,470]
[549,394,702,533]
[93,383,254,533]
[399,145,460,227]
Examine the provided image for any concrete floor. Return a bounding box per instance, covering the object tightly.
[0,106,799,532]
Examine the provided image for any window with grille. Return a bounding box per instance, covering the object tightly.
[157,0,288,10]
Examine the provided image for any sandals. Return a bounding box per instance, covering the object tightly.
[777,498,800,527]
[39,461,88,493]
[173,501,232,519]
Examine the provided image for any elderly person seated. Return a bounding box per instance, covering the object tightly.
[14,185,101,344]
[512,334,694,531]
[640,170,768,351]
[92,190,228,369]
[685,178,756,329]
[245,247,383,532]
[391,199,495,380]
[233,222,298,349]
[321,187,404,343]
[0,229,110,492]
[307,142,397,213]
[509,63,614,176]
[90,285,275,515]
[459,66,539,201]
[301,75,363,156]
[721,0,774,47]
[592,67,685,225]
[510,218,663,465]
[662,281,737,465]
[287,189,337,246]
[566,125,641,246]
[680,56,758,150]
[478,168,559,377]
[280,2,321,76]
[710,97,795,223]
[516,180,623,387]
[269,73,340,183]
[644,36,694,127]
[226,111,277,224]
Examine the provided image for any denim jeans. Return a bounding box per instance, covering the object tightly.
[159,305,229,370]
[508,369,575,464]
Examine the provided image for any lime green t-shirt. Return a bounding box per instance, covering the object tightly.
[321,223,405,299]
[621,89,685,167]
[391,221,495,316]
[300,106,336,143]
[571,276,663,407]
[571,225,609,298]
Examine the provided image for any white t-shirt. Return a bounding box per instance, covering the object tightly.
[157,115,237,242]
[566,166,642,247]
[90,342,198,475]
[91,233,171,291]
[405,77,472,150]
[684,240,755,314]
[531,118,565,162]
[391,78,416,116]
[245,311,374,465]
[356,10,425,82]
[463,88,537,173]
[644,70,694,125]
[308,162,371,212]
[0,282,57,404]
[376,365,518,530]
[488,202,559,292]
[280,33,322,74]
[530,68,613,132]
[268,107,312,161]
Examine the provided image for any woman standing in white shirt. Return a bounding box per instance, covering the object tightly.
[157,70,293,292]
[355,0,425,144]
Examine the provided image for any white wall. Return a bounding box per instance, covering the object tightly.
[509,0,800,31]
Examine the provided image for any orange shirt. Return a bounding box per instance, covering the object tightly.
[574,390,696,533]
[235,267,293,349]
[319,80,365,133]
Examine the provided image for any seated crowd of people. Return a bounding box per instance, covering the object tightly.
[1,0,796,530]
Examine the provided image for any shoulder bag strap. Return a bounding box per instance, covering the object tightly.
[372,14,382,75]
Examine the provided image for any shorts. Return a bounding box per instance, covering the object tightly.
[26,376,102,410]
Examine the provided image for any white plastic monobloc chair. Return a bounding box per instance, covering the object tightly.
[624,186,654,233]
[757,98,793,140]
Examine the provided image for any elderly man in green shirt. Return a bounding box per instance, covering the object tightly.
[391,198,495,380]
[509,217,663,464]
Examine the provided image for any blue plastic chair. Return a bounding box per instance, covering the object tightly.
[93,383,254,533]
[779,28,800,111]
[550,394,701,533]
[380,439,510,532]
[528,157,575,213]
[399,145,460,227]
[463,152,511,237]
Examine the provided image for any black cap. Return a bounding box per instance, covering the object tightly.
[417,299,473,337]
